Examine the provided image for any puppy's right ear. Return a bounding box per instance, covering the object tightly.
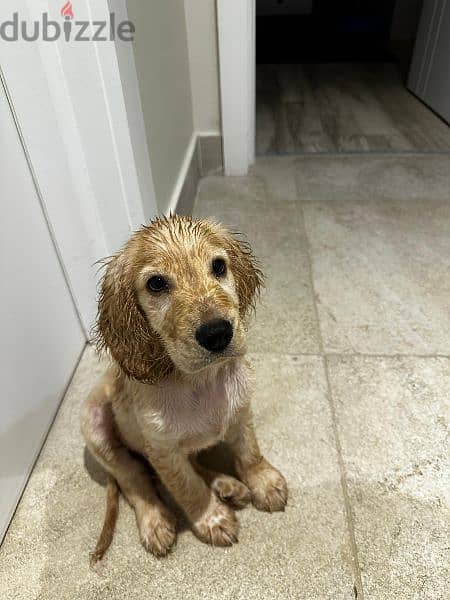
[94,253,173,384]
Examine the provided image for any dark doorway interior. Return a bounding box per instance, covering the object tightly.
[255,0,450,156]
[257,1,397,64]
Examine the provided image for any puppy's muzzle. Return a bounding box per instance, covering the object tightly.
[195,319,233,353]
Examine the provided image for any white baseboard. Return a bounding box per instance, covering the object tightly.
[196,129,221,137]
[165,132,223,217]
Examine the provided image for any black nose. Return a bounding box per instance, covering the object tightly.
[195,319,233,353]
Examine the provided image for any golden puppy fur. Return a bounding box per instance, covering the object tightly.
[81,215,287,561]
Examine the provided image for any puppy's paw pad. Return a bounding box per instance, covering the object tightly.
[247,461,288,513]
[139,511,177,557]
[212,476,251,509]
[193,499,239,546]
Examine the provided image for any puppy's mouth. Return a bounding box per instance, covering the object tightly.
[192,354,230,372]
[182,339,246,376]
[166,318,245,375]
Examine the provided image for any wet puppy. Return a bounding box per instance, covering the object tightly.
[81,215,287,561]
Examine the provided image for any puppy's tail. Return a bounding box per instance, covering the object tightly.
[89,476,120,567]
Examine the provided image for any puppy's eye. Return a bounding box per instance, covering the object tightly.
[212,257,227,277]
[146,276,169,293]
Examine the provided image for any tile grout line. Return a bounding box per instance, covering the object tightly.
[293,170,365,600]
[325,352,450,359]
[321,356,364,600]
[249,351,450,359]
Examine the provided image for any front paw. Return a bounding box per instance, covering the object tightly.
[244,458,288,512]
[192,495,239,546]
[211,474,251,509]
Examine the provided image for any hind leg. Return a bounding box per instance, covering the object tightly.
[81,374,176,557]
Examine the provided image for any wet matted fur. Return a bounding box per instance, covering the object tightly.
[81,215,287,561]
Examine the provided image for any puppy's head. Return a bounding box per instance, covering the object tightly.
[95,216,262,383]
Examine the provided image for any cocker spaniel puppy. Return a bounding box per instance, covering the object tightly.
[81,215,287,562]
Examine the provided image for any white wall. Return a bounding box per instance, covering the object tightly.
[1,0,155,332]
[184,0,221,133]
[127,0,194,214]
[217,0,255,175]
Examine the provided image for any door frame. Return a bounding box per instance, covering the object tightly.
[217,0,256,175]
[0,0,157,333]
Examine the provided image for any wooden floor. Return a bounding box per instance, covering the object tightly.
[256,63,450,155]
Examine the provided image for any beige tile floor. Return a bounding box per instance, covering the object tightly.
[1,155,449,599]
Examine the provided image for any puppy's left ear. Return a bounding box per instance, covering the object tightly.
[224,233,263,317]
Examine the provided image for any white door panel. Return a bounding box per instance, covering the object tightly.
[0,79,85,541]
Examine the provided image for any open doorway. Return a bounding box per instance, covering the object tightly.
[255,0,450,155]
